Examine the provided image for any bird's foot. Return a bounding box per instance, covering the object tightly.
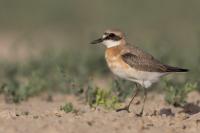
[116,105,130,113]
[135,111,143,117]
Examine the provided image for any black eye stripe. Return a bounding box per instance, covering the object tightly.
[109,33,116,37]
[104,33,121,41]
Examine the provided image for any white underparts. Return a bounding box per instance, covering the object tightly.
[110,67,168,88]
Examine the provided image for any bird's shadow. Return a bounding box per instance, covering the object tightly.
[159,102,200,116]
[159,108,175,116]
[181,102,200,115]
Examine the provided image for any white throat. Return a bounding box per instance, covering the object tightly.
[103,40,121,48]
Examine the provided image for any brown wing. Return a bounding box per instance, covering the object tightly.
[121,45,189,72]
[121,53,189,73]
[121,52,168,72]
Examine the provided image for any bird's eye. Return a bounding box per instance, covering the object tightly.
[104,33,121,41]
[109,33,116,38]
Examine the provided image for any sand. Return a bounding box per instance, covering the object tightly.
[0,92,199,133]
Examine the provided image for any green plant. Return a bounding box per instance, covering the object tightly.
[0,70,47,103]
[85,82,120,109]
[60,102,76,113]
[165,82,198,107]
[0,48,104,103]
[94,88,121,109]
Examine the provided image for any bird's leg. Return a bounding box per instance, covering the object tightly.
[116,84,139,113]
[136,87,147,117]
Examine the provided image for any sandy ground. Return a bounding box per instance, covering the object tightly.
[0,92,199,133]
[0,31,199,133]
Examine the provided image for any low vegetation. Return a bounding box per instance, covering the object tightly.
[164,82,198,107]
[0,1,199,110]
[86,82,121,109]
[60,102,77,113]
[0,46,198,110]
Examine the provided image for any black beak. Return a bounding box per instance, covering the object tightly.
[90,38,104,44]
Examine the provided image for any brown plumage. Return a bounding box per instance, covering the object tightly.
[91,29,189,115]
[120,44,189,73]
[105,44,188,73]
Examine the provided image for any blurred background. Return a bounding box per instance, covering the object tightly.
[0,0,199,104]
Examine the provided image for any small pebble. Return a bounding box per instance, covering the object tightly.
[196,119,200,125]
[146,123,154,127]
[87,121,93,126]
[182,125,186,129]
[55,113,62,117]
[21,111,29,116]
[33,115,39,119]
[134,100,140,105]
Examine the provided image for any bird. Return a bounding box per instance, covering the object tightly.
[90,29,189,116]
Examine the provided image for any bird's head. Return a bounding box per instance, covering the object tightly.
[91,29,125,48]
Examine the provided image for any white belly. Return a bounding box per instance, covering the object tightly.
[105,53,167,88]
[111,67,167,88]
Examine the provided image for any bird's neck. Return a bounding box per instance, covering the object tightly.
[105,44,124,57]
[104,39,126,48]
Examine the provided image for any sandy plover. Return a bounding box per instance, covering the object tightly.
[91,29,188,116]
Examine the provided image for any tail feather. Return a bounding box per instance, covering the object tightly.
[165,65,189,72]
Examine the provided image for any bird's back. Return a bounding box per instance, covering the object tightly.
[121,44,189,73]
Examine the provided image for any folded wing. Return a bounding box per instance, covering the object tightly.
[121,45,189,73]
